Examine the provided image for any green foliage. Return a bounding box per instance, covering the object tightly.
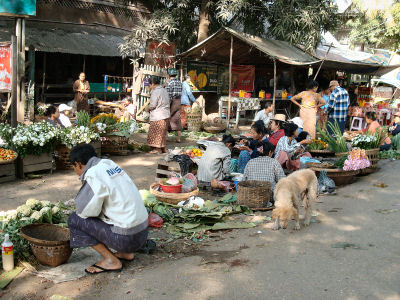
[347,1,400,51]
[121,0,335,57]
[335,155,347,168]
[76,111,91,128]
[317,121,348,153]
[266,0,339,52]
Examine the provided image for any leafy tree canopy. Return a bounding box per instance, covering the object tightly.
[121,0,339,58]
[346,0,400,51]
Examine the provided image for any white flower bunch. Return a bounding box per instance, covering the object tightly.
[16,205,32,217]
[351,134,377,147]
[40,207,51,214]
[30,211,42,221]
[26,198,42,209]
[52,206,60,215]
[129,121,137,134]
[37,103,51,116]
[95,122,107,133]
[60,126,100,148]
[41,200,51,207]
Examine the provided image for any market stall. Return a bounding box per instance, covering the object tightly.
[177,27,321,127]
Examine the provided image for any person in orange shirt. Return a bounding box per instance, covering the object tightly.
[290,80,326,139]
[362,112,391,150]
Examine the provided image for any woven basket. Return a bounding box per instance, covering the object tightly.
[187,112,202,132]
[204,126,226,134]
[20,224,72,267]
[309,149,335,157]
[311,168,360,186]
[150,183,198,205]
[306,162,335,169]
[101,135,129,155]
[56,141,101,170]
[335,152,349,157]
[237,180,271,209]
[360,148,379,175]
[0,153,17,165]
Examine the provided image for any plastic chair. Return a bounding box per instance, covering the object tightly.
[350,117,365,131]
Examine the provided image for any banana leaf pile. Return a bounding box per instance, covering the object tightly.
[139,190,255,236]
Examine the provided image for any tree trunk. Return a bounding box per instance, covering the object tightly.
[197,0,211,43]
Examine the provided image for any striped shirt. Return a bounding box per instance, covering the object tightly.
[326,86,349,121]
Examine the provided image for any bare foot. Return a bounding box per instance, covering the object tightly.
[85,257,122,274]
[114,252,135,261]
[149,150,161,154]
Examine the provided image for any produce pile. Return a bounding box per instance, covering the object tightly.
[140,190,254,238]
[343,148,370,171]
[0,199,71,263]
[0,148,17,162]
[184,147,203,158]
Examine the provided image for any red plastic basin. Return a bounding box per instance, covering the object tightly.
[160,183,182,193]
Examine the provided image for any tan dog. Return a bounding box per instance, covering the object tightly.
[272,169,318,230]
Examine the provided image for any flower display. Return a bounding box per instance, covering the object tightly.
[0,121,59,157]
[30,211,42,221]
[41,200,52,207]
[26,198,42,210]
[95,122,107,133]
[36,103,50,116]
[351,134,377,150]
[90,113,118,125]
[16,205,32,217]
[308,139,327,151]
[343,148,370,171]
[59,126,100,148]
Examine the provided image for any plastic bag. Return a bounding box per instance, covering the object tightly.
[182,173,198,193]
[318,170,336,194]
[148,212,163,228]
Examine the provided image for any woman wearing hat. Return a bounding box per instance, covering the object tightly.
[290,80,326,139]
[58,104,73,128]
[268,114,286,147]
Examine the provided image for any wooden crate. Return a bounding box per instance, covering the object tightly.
[101,135,129,156]
[56,141,102,170]
[155,159,181,182]
[0,161,16,183]
[23,153,53,174]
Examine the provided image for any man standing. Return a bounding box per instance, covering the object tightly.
[73,72,90,113]
[165,68,183,143]
[181,74,197,128]
[326,80,349,134]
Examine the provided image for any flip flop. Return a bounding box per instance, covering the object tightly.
[85,263,122,275]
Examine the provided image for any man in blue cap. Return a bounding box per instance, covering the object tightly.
[165,68,183,142]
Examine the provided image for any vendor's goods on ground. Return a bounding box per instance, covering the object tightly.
[0,148,17,163]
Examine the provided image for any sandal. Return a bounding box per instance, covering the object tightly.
[149,150,161,154]
[85,263,122,275]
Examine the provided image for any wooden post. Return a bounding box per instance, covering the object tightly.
[227,35,233,128]
[180,61,184,82]
[15,18,25,122]
[41,52,46,102]
[272,58,277,115]
[290,65,295,95]
[314,43,333,81]
[83,55,86,73]
[11,35,17,127]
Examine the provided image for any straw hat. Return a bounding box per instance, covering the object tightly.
[329,80,339,88]
[271,114,286,122]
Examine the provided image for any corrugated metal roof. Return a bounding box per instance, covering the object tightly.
[0,19,129,56]
[179,27,321,66]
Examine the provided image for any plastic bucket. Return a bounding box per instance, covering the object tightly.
[160,184,182,193]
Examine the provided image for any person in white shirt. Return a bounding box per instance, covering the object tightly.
[58,104,73,128]
[253,102,274,129]
[67,144,148,274]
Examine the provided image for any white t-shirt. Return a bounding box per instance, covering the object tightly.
[253,110,273,128]
[59,113,72,128]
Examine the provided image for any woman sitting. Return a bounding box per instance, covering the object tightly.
[197,134,236,184]
[237,120,268,173]
[268,114,286,147]
[275,122,312,171]
[360,112,391,151]
[243,141,285,204]
[390,111,400,136]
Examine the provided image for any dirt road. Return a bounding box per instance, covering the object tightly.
[1,149,399,299]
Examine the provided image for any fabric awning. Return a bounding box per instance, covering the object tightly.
[178,27,321,66]
[0,19,130,57]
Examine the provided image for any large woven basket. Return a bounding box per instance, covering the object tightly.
[150,183,199,205]
[0,153,17,165]
[187,112,202,132]
[101,135,129,155]
[309,149,335,157]
[311,168,360,186]
[20,223,72,267]
[237,180,271,209]
[360,148,379,175]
